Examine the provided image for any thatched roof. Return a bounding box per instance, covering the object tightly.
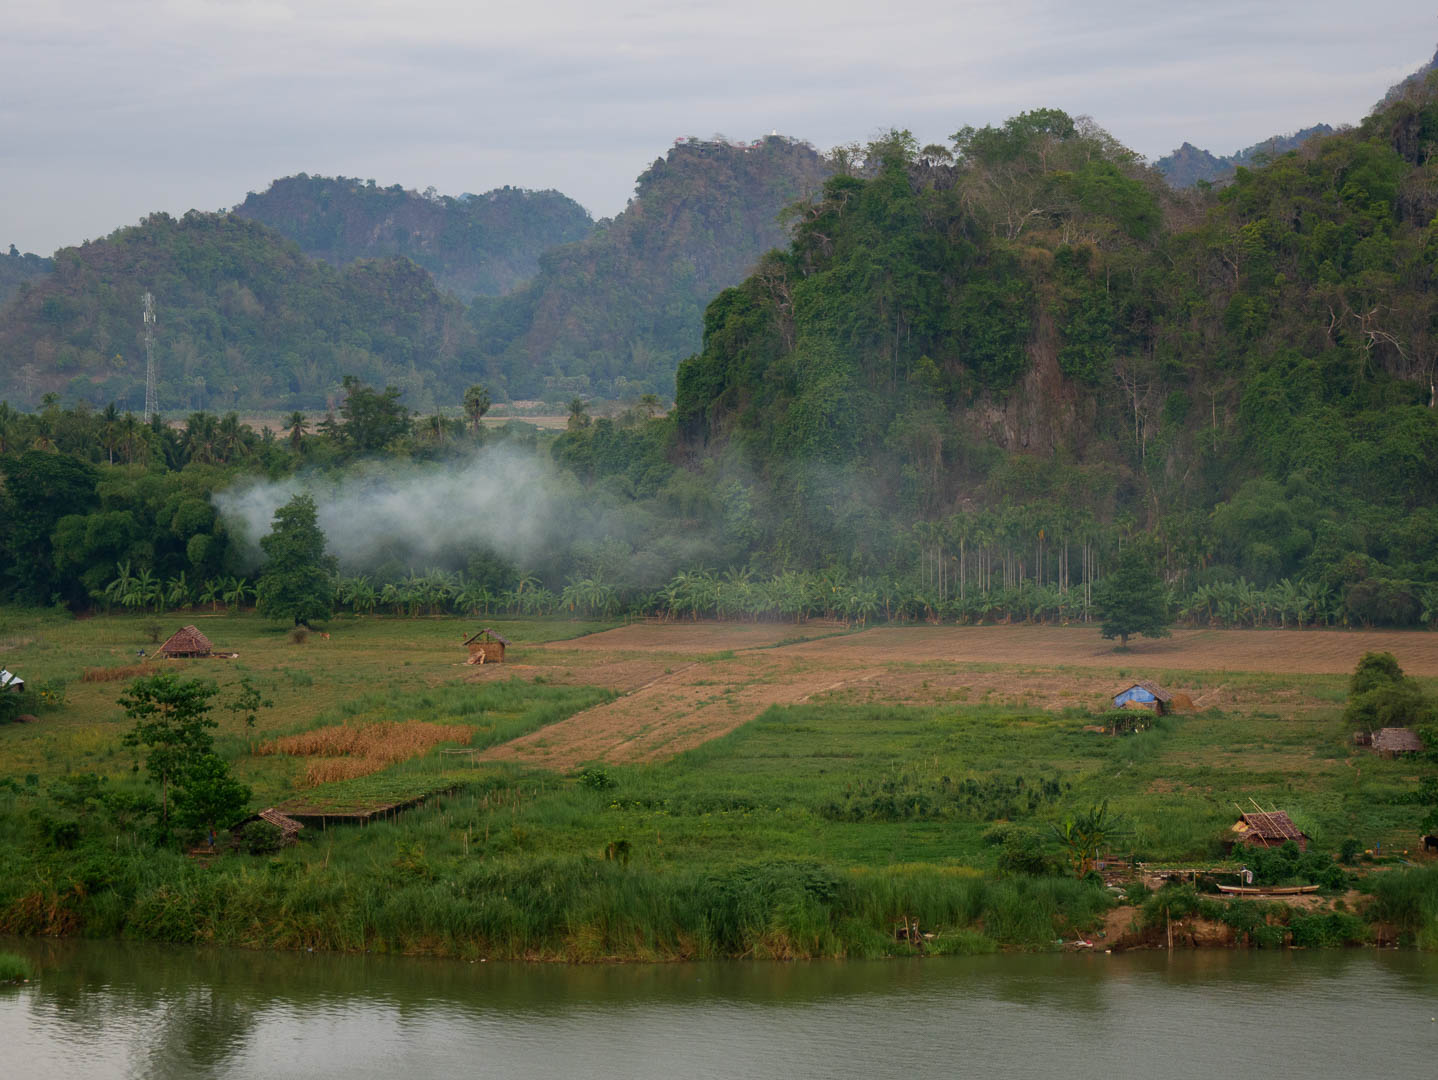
[258,808,304,835]
[463,628,512,647]
[1232,810,1308,842]
[1373,727,1425,754]
[1114,679,1172,702]
[159,625,213,656]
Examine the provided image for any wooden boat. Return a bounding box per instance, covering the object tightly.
[1217,884,1319,896]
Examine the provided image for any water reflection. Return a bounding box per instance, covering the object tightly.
[5,939,1438,1080]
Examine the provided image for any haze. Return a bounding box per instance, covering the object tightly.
[2,0,1434,255]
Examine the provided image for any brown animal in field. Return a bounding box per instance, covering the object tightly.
[1421,835,1438,853]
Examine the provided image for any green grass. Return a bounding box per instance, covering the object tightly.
[0,951,32,982]
[2,609,1436,959]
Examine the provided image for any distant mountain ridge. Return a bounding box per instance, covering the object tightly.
[234,175,594,300]
[472,135,834,399]
[0,246,54,309]
[1154,125,1334,188]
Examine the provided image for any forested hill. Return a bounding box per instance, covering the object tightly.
[0,212,480,412]
[1154,125,1334,188]
[233,176,594,300]
[673,102,1438,613]
[0,246,54,308]
[471,136,833,399]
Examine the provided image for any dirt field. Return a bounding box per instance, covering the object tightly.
[478,623,1438,771]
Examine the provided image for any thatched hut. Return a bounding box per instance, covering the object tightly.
[463,628,511,664]
[1112,680,1173,715]
[1372,727,1424,758]
[158,625,214,659]
[1229,810,1309,852]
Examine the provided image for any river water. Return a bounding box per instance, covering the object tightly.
[3,940,1438,1079]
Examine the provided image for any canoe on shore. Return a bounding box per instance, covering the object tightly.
[1216,884,1319,896]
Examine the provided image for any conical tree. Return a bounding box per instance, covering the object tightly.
[257,493,336,626]
[1092,545,1170,648]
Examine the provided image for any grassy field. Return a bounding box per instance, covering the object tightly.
[2,610,1436,958]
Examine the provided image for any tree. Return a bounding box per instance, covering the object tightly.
[172,752,251,836]
[340,376,410,452]
[1051,801,1123,878]
[462,384,491,434]
[1343,652,1436,730]
[285,411,308,453]
[119,673,221,827]
[256,493,336,626]
[567,397,591,431]
[1092,547,1170,647]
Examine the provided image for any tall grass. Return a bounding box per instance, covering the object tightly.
[258,721,473,785]
[0,951,32,982]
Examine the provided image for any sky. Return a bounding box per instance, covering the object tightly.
[2,0,1435,255]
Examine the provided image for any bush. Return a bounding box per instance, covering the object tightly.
[994,827,1052,876]
[288,626,310,645]
[238,820,286,855]
[578,767,617,791]
[1288,911,1368,948]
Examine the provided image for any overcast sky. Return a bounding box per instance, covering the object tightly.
[2,1,1434,255]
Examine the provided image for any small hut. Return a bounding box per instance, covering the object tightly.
[0,670,23,693]
[1111,680,1173,715]
[1372,727,1425,758]
[1230,809,1309,852]
[158,625,214,659]
[463,628,511,665]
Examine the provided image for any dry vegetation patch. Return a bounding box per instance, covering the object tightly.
[258,720,472,786]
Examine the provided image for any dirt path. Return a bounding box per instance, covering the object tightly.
[474,623,1438,771]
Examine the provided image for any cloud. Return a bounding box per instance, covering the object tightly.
[1,0,1434,253]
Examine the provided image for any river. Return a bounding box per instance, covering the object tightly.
[3,940,1437,1079]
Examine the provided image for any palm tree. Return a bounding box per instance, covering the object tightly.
[199,578,223,612]
[462,385,491,434]
[99,402,122,464]
[222,576,254,613]
[286,412,308,453]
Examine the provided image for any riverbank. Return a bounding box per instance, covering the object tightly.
[4,613,1438,959]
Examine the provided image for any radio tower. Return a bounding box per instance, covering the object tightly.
[142,291,158,421]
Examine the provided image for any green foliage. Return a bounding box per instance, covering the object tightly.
[1241,841,1350,890]
[1342,652,1436,729]
[238,820,287,855]
[257,493,337,626]
[118,673,221,827]
[1093,548,1170,647]
[578,767,617,791]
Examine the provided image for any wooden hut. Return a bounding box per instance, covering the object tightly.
[158,625,214,659]
[1372,727,1424,758]
[1111,680,1173,715]
[1229,809,1309,852]
[235,807,304,846]
[463,628,511,664]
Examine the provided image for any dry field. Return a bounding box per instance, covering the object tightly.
[477,623,1438,770]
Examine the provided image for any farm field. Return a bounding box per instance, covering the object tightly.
[3,611,1437,959]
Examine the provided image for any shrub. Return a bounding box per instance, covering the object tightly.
[993,827,1052,876]
[238,819,286,856]
[288,627,310,645]
[1288,911,1368,948]
[578,767,617,791]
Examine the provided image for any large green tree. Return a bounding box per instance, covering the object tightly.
[1092,547,1171,647]
[119,673,221,827]
[257,493,336,626]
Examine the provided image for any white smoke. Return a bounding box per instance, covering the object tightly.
[214,447,574,572]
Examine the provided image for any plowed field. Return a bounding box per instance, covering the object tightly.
[477,623,1438,770]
